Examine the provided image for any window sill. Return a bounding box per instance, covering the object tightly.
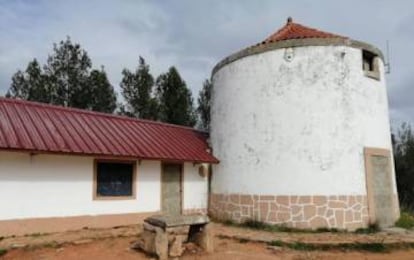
[364,70,380,81]
[93,195,136,201]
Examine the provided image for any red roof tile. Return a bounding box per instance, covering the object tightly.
[0,98,218,163]
[262,17,347,45]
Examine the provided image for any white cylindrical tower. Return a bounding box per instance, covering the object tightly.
[210,18,399,230]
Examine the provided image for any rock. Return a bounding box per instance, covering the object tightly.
[10,243,26,249]
[143,222,157,232]
[267,245,283,252]
[166,226,190,235]
[136,230,157,253]
[154,226,168,260]
[193,223,214,253]
[184,242,201,254]
[73,239,93,245]
[169,235,184,257]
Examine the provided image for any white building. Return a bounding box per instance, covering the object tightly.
[209,18,399,230]
[0,98,218,236]
[0,18,400,235]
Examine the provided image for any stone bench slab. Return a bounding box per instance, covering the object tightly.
[144,215,210,229]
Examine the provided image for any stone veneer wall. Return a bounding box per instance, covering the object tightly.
[183,208,207,215]
[209,193,370,230]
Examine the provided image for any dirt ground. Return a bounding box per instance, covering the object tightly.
[2,223,414,259]
[3,236,414,260]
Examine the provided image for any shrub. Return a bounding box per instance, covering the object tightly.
[395,212,414,229]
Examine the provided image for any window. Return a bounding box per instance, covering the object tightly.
[94,160,136,200]
[362,50,380,80]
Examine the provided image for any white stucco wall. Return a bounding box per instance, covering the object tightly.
[0,151,208,220]
[183,163,208,210]
[211,45,394,196]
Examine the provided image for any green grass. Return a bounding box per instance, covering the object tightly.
[268,240,389,253]
[224,218,346,233]
[354,223,380,234]
[0,248,7,257]
[42,241,61,249]
[24,232,46,238]
[395,212,414,229]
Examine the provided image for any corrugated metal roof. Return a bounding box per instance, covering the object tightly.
[0,97,219,163]
[262,17,346,45]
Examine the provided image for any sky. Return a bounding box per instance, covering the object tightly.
[0,0,413,127]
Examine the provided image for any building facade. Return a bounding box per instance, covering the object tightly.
[209,18,399,230]
[0,98,218,236]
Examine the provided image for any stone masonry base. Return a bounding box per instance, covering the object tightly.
[209,193,370,230]
[183,208,208,215]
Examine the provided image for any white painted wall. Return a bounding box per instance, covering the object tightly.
[183,163,208,210]
[211,45,395,196]
[0,152,161,220]
[0,152,208,220]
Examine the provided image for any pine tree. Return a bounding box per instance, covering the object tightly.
[88,68,117,113]
[44,37,92,108]
[7,36,117,113]
[197,79,212,131]
[156,67,196,126]
[120,57,158,119]
[7,59,51,103]
[394,123,414,209]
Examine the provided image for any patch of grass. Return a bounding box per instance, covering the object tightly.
[289,242,316,251]
[25,232,46,238]
[268,240,284,247]
[396,212,414,229]
[0,248,7,256]
[42,241,61,249]
[228,219,346,233]
[347,242,387,252]
[237,238,249,244]
[315,227,340,233]
[243,219,269,230]
[268,240,388,253]
[223,219,236,226]
[355,223,380,234]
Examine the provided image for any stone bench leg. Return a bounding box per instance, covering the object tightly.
[155,226,168,260]
[194,223,214,253]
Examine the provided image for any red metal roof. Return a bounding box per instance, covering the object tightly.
[0,98,218,163]
[262,17,347,45]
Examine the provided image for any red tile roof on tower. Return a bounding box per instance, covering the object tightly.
[261,17,347,45]
[0,98,219,163]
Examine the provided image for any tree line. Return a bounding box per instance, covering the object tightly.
[5,37,211,131]
[393,123,414,211]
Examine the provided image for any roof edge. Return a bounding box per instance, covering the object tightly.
[212,38,384,76]
[0,97,204,133]
[0,148,220,164]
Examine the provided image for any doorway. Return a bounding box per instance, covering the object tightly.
[161,163,182,215]
[364,148,396,227]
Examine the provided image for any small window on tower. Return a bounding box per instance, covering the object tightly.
[362,50,380,80]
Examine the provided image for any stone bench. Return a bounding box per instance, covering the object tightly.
[134,214,213,259]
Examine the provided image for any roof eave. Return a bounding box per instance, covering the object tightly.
[0,148,220,164]
[212,37,384,76]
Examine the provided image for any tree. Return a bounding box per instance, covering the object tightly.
[393,123,414,210]
[7,36,117,113]
[156,67,196,127]
[197,79,212,131]
[120,57,158,120]
[44,37,92,108]
[7,59,51,103]
[87,68,117,113]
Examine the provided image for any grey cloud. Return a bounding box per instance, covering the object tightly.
[1,0,414,124]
